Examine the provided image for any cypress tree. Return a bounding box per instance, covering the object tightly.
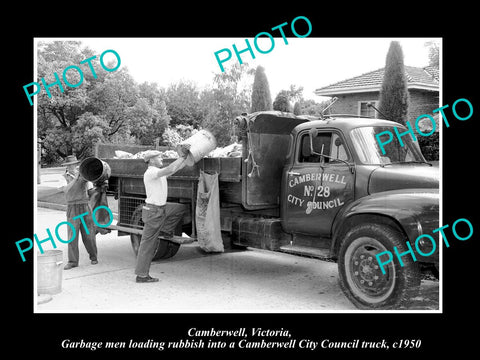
[251,66,273,112]
[378,41,409,125]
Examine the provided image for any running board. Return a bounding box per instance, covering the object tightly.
[279,245,332,260]
[106,224,196,244]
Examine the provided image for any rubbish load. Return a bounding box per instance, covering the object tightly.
[113,143,242,160]
[207,142,242,158]
[113,150,134,159]
[113,149,179,160]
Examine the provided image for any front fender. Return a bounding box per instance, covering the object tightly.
[331,188,439,261]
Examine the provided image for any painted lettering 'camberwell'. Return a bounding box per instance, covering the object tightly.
[289,172,346,188]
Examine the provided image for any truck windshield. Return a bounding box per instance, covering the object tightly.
[350,126,426,165]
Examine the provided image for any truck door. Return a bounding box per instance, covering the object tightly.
[282,129,355,236]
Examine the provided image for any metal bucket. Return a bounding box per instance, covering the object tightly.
[179,130,217,166]
[79,157,111,184]
[37,250,63,295]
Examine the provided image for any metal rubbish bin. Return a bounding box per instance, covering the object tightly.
[37,250,64,295]
[79,157,111,184]
[178,130,217,166]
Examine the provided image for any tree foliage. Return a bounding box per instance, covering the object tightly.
[425,41,440,69]
[251,66,272,112]
[38,41,100,161]
[38,42,256,164]
[200,63,255,146]
[286,85,303,104]
[272,90,291,112]
[272,85,305,113]
[378,41,409,125]
[166,80,203,128]
[293,102,302,115]
[38,41,171,163]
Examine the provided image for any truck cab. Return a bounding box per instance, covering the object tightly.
[281,116,438,236]
[276,115,439,309]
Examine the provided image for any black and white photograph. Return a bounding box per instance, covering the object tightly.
[8,7,478,356]
[33,36,441,314]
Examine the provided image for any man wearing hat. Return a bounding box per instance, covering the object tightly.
[135,146,191,283]
[62,155,98,270]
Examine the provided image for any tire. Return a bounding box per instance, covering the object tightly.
[337,223,421,310]
[130,206,180,261]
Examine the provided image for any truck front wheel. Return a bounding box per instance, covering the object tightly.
[130,206,180,261]
[338,223,421,310]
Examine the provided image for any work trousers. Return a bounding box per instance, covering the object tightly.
[66,202,98,265]
[134,202,187,277]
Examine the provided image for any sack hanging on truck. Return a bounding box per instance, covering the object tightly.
[196,171,224,253]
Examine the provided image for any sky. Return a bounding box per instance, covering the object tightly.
[36,37,440,101]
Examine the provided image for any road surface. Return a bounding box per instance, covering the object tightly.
[33,207,439,313]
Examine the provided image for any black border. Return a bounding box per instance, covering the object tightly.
[8,6,479,356]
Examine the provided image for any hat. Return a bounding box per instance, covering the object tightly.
[143,150,163,162]
[62,155,80,165]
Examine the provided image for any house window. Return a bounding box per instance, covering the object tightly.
[358,101,378,118]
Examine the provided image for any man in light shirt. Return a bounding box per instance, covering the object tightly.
[135,147,190,283]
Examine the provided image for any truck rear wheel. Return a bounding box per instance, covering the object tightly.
[130,206,180,261]
[338,223,421,310]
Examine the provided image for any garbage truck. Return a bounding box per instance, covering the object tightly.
[94,111,439,310]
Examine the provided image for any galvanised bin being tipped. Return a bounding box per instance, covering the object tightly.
[79,157,111,184]
[178,129,217,166]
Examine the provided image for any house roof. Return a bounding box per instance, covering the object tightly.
[315,65,439,96]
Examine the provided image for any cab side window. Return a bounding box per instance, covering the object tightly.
[331,133,349,162]
[299,131,349,163]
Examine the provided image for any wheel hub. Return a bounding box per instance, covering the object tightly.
[349,243,394,299]
[353,253,381,285]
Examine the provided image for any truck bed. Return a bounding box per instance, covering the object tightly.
[98,111,310,210]
[105,157,242,182]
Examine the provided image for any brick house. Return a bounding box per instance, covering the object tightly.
[315,65,439,123]
[314,65,440,160]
